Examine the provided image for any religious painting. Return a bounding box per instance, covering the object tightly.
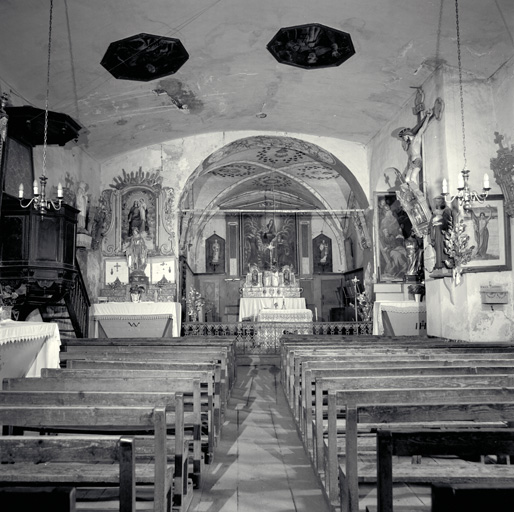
[122,188,156,250]
[205,234,225,274]
[460,195,511,273]
[241,213,297,273]
[374,193,411,282]
[313,234,333,273]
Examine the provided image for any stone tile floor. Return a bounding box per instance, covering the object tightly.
[188,363,331,512]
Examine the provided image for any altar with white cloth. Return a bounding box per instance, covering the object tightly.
[373,301,427,336]
[255,307,313,345]
[91,302,181,338]
[239,297,307,322]
[0,319,61,379]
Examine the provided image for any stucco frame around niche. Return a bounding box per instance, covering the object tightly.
[100,168,175,257]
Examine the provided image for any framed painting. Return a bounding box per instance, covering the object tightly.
[241,213,297,272]
[2,135,34,200]
[461,195,511,272]
[374,192,410,282]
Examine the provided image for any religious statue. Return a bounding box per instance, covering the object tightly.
[75,181,89,232]
[125,226,148,273]
[392,95,443,186]
[405,235,423,277]
[211,238,220,264]
[429,195,452,270]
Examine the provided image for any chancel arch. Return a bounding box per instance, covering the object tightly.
[177,135,371,323]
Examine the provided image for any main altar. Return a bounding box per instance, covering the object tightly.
[239,265,312,344]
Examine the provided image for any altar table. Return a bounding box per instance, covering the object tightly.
[373,301,427,336]
[0,320,61,379]
[255,308,313,346]
[91,302,182,338]
[239,297,307,322]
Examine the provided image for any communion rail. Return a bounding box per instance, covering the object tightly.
[181,321,373,354]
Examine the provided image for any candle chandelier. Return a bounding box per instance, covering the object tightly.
[18,0,63,214]
[441,0,490,211]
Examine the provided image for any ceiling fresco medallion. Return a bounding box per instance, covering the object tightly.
[293,164,341,180]
[210,164,257,178]
[251,174,293,189]
[267,23,355,69]
[101,33,189,81]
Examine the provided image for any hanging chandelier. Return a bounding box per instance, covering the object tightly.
[18,0,63,214]
[442,0,490,211]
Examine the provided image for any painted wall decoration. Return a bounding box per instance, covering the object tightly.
[374,193,411,282]
[241,213,297,273]
[313,233,333,273]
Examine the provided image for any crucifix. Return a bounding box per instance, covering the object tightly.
[110,262,122,275]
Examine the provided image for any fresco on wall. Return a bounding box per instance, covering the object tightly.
[242,214,297,273]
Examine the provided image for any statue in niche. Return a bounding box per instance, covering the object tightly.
[124,227,148,273]
[75,181,89,233]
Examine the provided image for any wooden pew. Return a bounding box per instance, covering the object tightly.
[330,394,514,512]
[59,347,230,406]
[0,486,76,512]
[0,437,130,512]
[0,386,204,489]
[431,482,514,512]
[5,372,215,469]
[313,374,514,506]
[39,367,220,450]
[301,361,514,448]
[0,402,190,512]
[375,428,514,512]
[61,336,237,390]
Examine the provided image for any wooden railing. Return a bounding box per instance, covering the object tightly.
[63,259,90,338]
[182,321,373,354]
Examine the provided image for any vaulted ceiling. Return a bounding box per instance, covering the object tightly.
[1,0,512,165]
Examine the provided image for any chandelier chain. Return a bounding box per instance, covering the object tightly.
[43,0,54,177]
[455,0,467,170]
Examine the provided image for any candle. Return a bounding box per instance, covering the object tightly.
[483,173,490,189]
[33,179,39,195]
[442,178,448,194]
[57,182,63,198]
[315,307,318,322]
[457,172,464,189]
[18,183,24,199]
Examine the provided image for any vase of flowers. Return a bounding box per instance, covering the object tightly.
[0,284,18,321]
[408,283,425,302]
[186,286,205,322]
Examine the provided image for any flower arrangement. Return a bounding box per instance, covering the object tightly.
[351,291,374,322]
[443,217,475,285]
[186,286,205,321]
[0,284,19,306]
[408,283,425,296]
[129,283,145,302]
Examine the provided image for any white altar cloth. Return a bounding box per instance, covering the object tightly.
[91,302,181,338]
[373,301,427,336]
[0,320,61,378]
[239,298,306,322]
[257,308,313,323]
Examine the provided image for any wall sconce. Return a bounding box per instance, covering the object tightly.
[441,170,490,211]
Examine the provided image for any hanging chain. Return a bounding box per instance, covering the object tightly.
[455,0,467,170]
[42,0,54,178]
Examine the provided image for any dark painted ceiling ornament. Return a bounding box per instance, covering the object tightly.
[5,106,82,146]
[101,33,189,81]
[267,23,355,69]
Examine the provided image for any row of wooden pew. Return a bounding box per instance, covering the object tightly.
[0,336,236,512]
[280,334,514,512]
